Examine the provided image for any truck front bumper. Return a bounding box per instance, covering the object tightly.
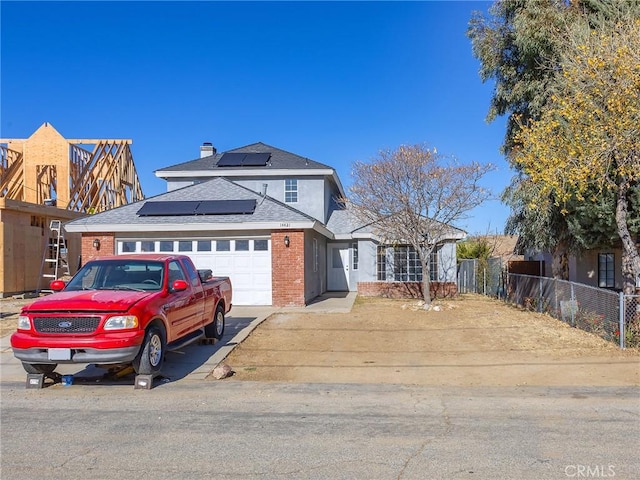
[10,330,145,365]
[12,346,141,364]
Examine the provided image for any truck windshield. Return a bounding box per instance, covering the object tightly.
[65,260,165,292]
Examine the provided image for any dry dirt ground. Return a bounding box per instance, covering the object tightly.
[2,294,638,387]
[0,296,37,338]
[224,295,640,386]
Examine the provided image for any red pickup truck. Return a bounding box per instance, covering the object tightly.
[11,254,232,377]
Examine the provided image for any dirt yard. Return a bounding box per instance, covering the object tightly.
[3,294,638,387]
[0,296,36,338]
[224,295,640,386]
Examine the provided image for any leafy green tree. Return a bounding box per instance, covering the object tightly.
[468,0,566,154]
[457,237,495,292]
[457,237,493,261]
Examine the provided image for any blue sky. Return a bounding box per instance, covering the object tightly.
[1,0,511,235]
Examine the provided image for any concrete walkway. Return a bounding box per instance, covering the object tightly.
[0,291,357,386]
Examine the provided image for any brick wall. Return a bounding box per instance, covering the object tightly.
[81,233,115,265]
[271,230,306,307]
[358,281,458,299]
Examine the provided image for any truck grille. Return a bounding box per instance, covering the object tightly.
[33,316,101,334]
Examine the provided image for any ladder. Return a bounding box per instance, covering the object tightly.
[38,220,70,294]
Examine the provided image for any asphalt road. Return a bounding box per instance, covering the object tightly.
[1,381,639,480]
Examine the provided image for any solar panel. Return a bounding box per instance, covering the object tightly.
[217,152,271,167]
[217,153,246,167]
[137,200,256,216]
[137,201,199,216]
[196,200,256,215]
[242,153,271,166]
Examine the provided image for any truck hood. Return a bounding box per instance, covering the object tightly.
[22,290,153,313]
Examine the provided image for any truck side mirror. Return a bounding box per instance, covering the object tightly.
[171,279,188,292]
[50,280,66,292]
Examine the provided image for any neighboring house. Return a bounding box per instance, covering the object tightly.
[65,142,464,306]
[526,246,640,291]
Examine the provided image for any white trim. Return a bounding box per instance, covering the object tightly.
[155,168,335,178]
[65,220,335,238]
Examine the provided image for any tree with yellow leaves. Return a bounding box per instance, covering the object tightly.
[514,17,640,293]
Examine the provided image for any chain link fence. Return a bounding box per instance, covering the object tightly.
[456,259,639,349]
[457,258,504,296]
[622,294,640,349]
[505,274,639,349]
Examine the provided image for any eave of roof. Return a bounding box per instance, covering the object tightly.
[155,168,335,178]
[65,219,334,238]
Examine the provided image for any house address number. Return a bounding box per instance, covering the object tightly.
[280,223,290,227]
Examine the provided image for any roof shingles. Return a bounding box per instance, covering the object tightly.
[65,177,316,229]
[157,142,332,173]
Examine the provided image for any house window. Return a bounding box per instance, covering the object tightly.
[598,253,615,288]
[377,247,387,281]
[216,240,230,252]
[121,241,136,253]
[376,245,438,282]
[352,242,359,270]
[197,240,211,252]
[285,179,298,203]
[254,239,268,251]
[235,240,249,251]
[178,241,192,252]
[141,241,155,252]
[159,241,174,252]
[430,248,439,281]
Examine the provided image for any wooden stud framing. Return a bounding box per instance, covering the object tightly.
[0,122,144,213]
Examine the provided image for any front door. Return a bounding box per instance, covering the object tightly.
[328,244,349,291]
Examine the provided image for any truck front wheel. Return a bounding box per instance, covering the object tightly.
[22,362,57,375]
[205,305,225,340]
[133,325,165,375]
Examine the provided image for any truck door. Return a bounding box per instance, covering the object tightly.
[181,257,206,328]
[164,260,202,340]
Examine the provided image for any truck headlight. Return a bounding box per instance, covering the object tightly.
[17,315,31,330]
[104,315,139,330]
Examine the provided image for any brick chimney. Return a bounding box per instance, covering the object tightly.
[200,142,216,158]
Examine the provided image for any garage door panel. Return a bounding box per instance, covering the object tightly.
[215,257,234,269]
[252,272,271,287]
[252,256,271,269]
[233,257,252,269]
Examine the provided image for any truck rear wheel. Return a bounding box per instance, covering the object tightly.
[205,305,225,340]
[22,362,57,375]
[133,325,165,375]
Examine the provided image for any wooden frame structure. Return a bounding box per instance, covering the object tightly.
[0,123,145,296]
[1,122,144,213]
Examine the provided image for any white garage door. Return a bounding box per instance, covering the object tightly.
[117,238,272,306]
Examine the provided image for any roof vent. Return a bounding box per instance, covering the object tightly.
[200,142,216,158]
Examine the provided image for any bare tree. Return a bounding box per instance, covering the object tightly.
[347,144,494,307]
